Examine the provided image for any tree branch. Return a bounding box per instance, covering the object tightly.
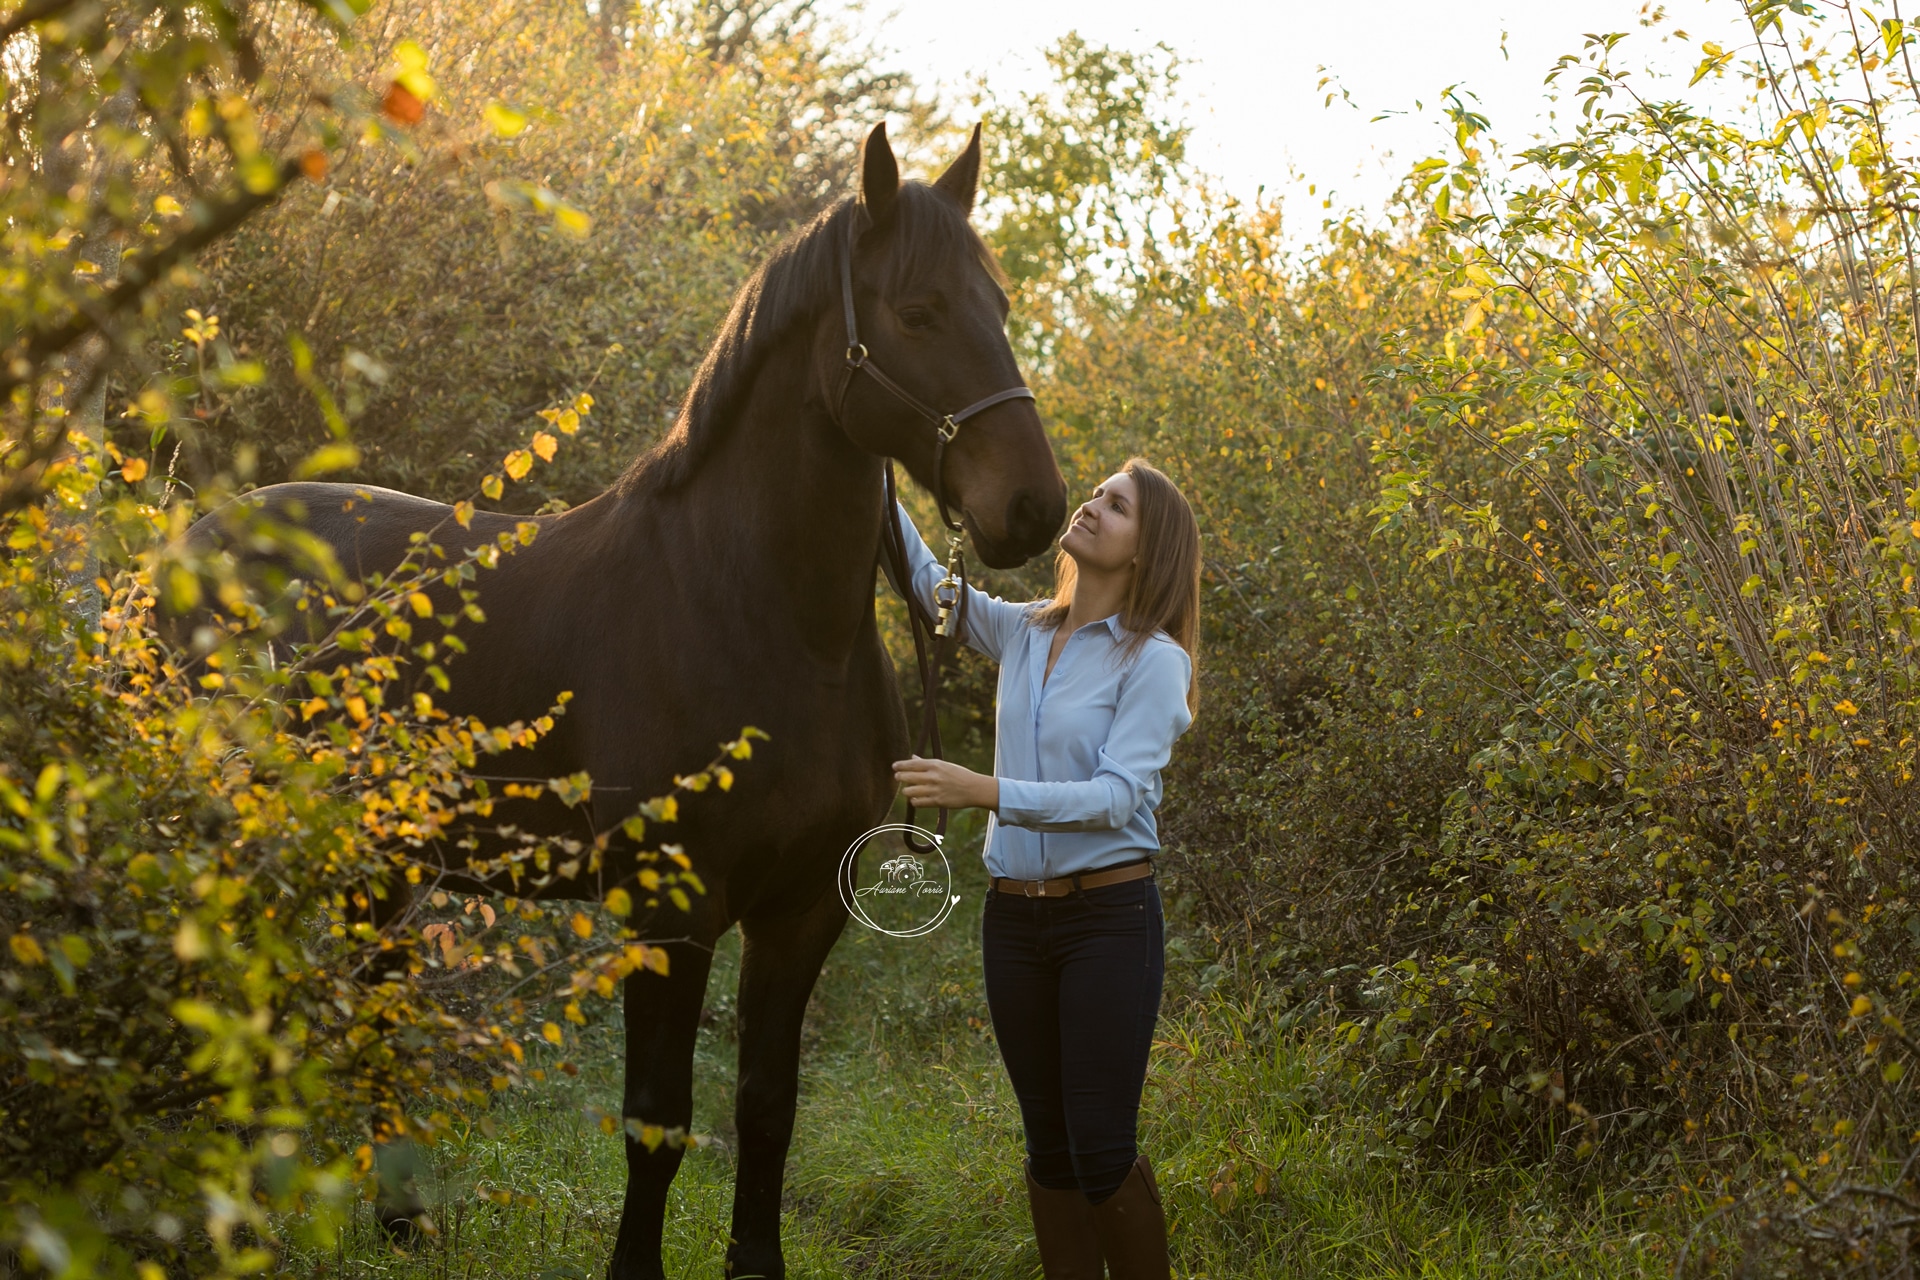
[0,0,79,46]
[0,155,305,405]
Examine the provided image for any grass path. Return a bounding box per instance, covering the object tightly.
[309,818,1674,1278]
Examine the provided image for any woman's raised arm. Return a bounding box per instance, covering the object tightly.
[882,489,1035,663]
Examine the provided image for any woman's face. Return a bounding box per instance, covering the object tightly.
[1059,471,1141,575]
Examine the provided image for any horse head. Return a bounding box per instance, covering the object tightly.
[825,122,1067,569]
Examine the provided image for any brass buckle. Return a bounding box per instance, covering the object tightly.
[845,343,868,368]
[933,532,966,637]
[936,415,958,442]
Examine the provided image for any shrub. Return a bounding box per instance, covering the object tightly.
[1,385,753,1275]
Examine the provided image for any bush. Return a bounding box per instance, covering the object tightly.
[1015,2,1920,1254]
[0,388,753,1275]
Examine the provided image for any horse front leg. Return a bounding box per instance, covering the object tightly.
[607,927,718,1280]
[725,882,849,1279]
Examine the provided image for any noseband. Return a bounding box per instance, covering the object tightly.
[835,211,1035,856]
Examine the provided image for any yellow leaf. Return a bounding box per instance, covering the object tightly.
[605,888,633,916]
[570,912,592,939]
[555,410,580,436]
[1835,699,1860,716]
[485,102,529,138]
[532,431,557,462]
[120,457,149,483]
[173,920,208,961]
[408,592,433,618]
[482,474,504,500]
[153,194,184,216]
[394,38,430,73]
[542,1021,563,1044]
[1853,995,1874,1018]
[454,500,475,529]
[555,205,592,237]
[504,450,533,481]
[346,696,369,723]
[9,934,45,966]
[564,1000,586,1024]
[715,767,733,792]
[294,443,362,479]
[640,945,669,976]
[1910,520,1920,539]
[1447,286,1482,301]
[574,392,594,415]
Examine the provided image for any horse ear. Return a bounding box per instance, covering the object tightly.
[861,121,899,226]
[934,123,982,214]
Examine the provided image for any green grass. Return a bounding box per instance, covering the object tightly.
[302,815,1678,1279]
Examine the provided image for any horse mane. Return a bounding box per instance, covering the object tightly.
[617,182,1003,496]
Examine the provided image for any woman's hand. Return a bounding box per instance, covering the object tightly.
[891,755,999,813]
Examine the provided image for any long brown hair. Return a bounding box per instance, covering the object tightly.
[1033,458,1202,712]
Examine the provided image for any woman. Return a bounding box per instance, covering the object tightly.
[887,457,1201,1280]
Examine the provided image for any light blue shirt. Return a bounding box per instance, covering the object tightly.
[887,500,1194,880]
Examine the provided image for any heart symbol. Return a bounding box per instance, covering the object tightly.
[950,895,960,904]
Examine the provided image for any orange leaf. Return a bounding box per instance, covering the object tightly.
[300,149,329,181]
[532,431,557,462]
[120,457,148,483]
[504,450,532,481]
[382,82,425,126]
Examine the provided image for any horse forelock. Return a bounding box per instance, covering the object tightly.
[618,181,1001,498]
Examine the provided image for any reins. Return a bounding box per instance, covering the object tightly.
[836,210,1034,856]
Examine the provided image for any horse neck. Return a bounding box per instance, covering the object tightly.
[671,332,886,659]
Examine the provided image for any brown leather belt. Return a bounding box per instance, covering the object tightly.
[991,859,1154,898]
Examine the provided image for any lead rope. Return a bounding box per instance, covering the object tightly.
[878,460,969,857]
[839,207,1019,860]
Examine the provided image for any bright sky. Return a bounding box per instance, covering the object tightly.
[831,0,1751,230]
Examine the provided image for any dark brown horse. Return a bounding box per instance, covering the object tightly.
[181,124,1065,1277]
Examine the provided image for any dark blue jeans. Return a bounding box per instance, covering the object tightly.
[981,875,1166,1203]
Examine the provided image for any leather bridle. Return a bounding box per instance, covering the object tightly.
[834,209,1034,855]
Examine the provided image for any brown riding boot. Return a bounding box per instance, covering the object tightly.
[1090,1154,1170,1280]
[1025,1161,1105,1279]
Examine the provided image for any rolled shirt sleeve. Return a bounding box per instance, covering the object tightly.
[995,641,1193,832]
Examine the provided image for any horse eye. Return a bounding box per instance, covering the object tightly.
[899,307,933,330]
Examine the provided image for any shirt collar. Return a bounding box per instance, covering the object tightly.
[1047,612,1125,639]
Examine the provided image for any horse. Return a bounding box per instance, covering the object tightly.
[175,122,1065,1279]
